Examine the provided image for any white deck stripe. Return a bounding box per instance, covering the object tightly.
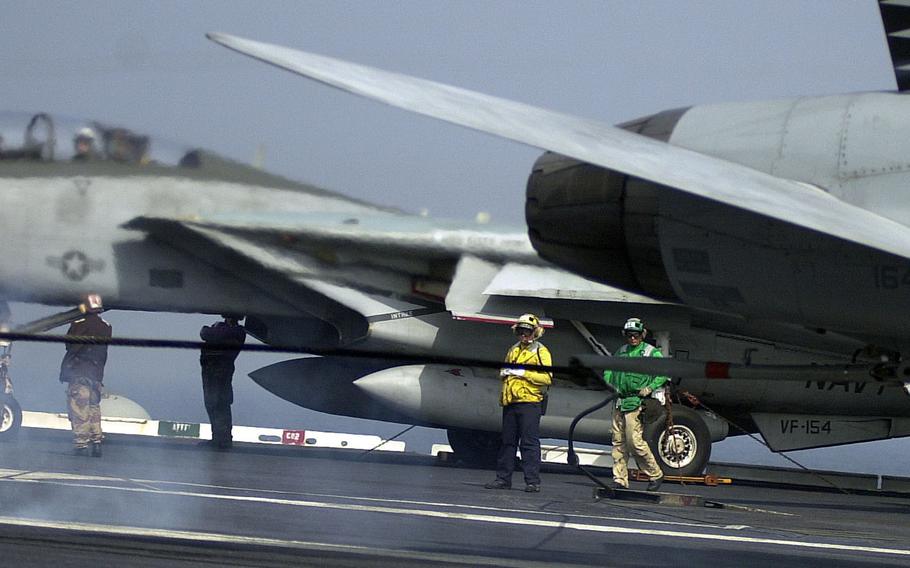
[0,468,745,531]
[2,472,909,557]
[0,516,572,568]
[132,476,749,530]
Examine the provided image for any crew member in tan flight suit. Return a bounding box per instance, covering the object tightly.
[60,311,111,457]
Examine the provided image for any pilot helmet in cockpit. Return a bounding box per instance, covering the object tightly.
[72,127,97,161]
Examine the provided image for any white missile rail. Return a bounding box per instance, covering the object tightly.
[431,443,613,467]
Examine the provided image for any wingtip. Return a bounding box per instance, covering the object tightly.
[206,32,268,56]
[206,32,233,46]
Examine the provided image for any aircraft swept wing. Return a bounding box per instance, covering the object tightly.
[127,212,540,267]
[206,33,910,262]
[123,211,564,348]
[125,211,540,301]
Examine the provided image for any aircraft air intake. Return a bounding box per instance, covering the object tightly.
[525,109,688,301]
[526,152,678,301]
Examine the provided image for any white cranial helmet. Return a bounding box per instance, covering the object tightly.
[623,317,645,335]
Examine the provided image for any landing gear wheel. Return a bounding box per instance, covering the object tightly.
[446,428,500,466]
[0,395,22,441]
[644,406,711,477]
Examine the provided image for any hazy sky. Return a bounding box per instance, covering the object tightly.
[0,1,892,223]
[0,1,905,470]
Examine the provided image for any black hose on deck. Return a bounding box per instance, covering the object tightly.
[566,379,617,495]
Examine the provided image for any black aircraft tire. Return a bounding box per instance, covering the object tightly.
[0,395,22,441]
[644,406,711,477]
[446,428,501,467]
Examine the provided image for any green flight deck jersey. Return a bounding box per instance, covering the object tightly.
[603,342,669,412]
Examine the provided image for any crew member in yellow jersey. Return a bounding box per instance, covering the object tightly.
[484,314,552,493]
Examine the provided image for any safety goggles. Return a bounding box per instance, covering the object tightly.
[515,327,535,336]
[624,331,642,339]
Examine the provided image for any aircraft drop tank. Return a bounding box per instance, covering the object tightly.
[354,364,617,444]
[252,356,618,443]
[249,356,429,425]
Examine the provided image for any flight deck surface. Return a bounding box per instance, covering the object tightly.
[0,430,908,567]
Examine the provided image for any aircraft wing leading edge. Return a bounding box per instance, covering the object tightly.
[207,32,910,262]
[128,211,540,266]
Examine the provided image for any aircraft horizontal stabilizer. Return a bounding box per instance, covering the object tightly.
[484,263,669,304]
[571,354,881,383]
[444,255,550,325]
[207,32,910,261]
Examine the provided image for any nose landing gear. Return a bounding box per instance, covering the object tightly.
[0,348,22,440]
[645,405,711,477]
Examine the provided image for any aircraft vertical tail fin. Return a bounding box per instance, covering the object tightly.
[879,0,910,91]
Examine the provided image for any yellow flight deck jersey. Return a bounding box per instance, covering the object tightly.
[500,340,553,406]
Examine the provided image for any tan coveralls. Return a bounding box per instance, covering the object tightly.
[60,314,111,448]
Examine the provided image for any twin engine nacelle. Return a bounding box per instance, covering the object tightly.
[526,93,910,338]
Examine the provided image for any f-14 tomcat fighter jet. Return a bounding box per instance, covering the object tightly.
[0,111,546,432]
[203,2,910,473]
[0,109,882,476]
[0,111,689,468]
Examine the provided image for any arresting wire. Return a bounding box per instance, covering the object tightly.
[0,331,578,377]
[359,425,416,458]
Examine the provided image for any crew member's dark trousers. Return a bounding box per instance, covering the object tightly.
[202,367,234,443]
[495,402,542,486]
